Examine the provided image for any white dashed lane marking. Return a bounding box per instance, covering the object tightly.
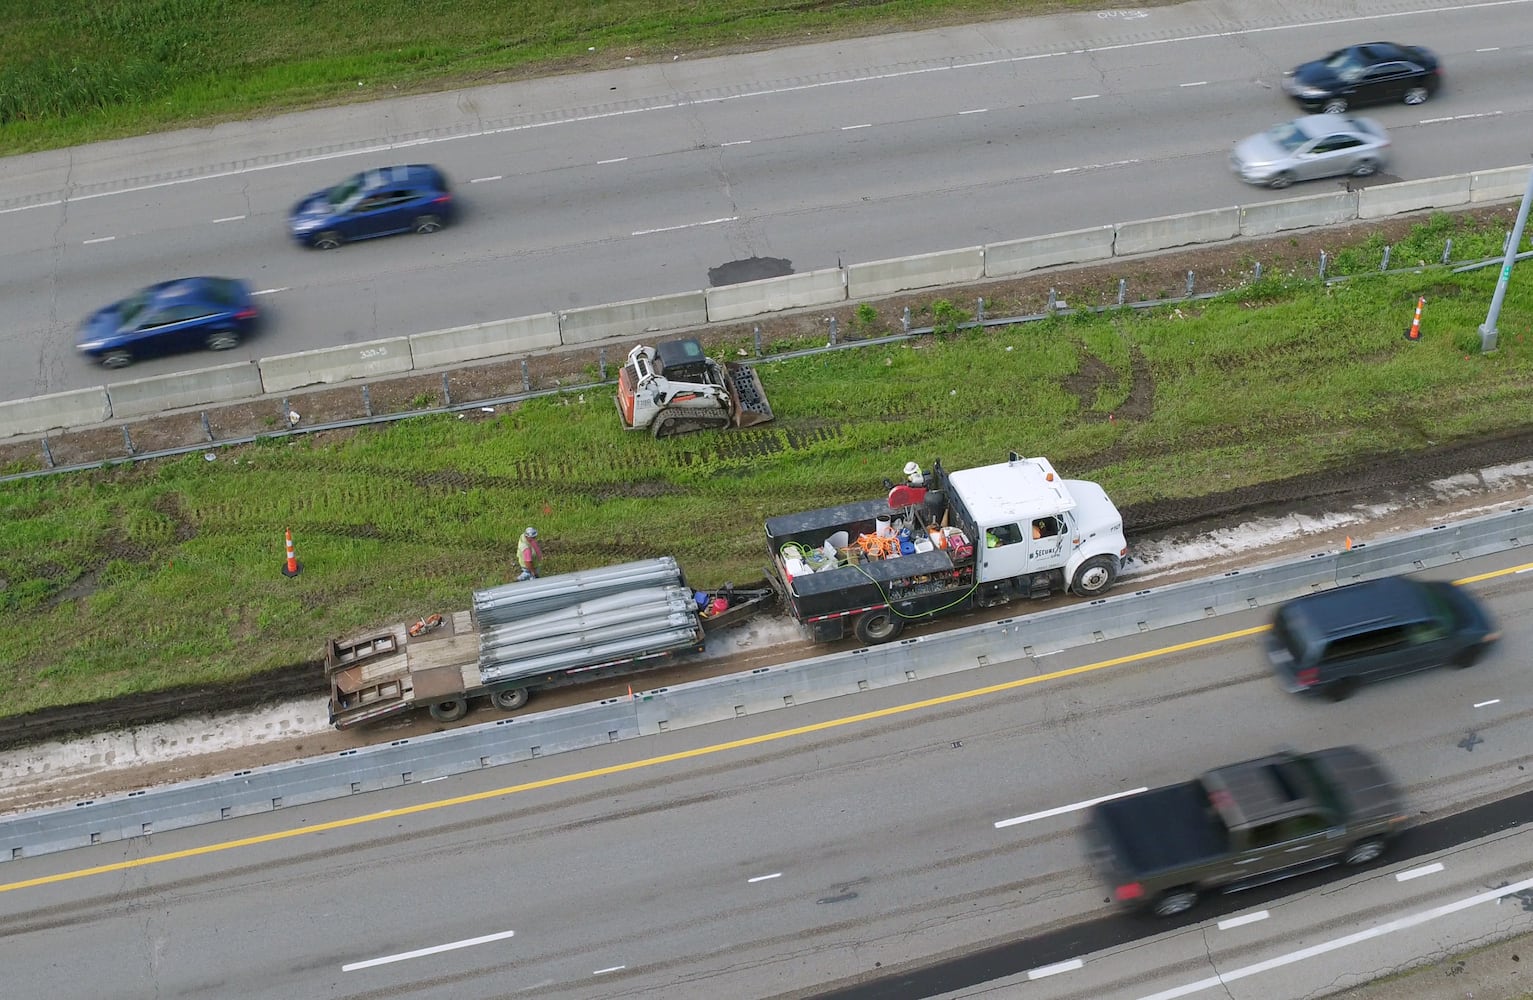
[342,929,515,972]
[597,157,628,164]
[1071,94,1101,101]
[748,873,782,883]
[1029,959,1083,980]
[82,236,115,245]
[995,788,1148,828]
[469,175,502,183]
[631,215,737,236]
[1180,81,1208,87]
[212,215,246,223]
[1217,910,1269,930]
[841,123,873,130]
[251,287,289,296]
[1397,862,1445,882]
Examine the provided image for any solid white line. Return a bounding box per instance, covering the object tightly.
[631,215,737,236]
[1071,94,1101,101]
[1217,911,1269,930]
[720,139,752,147]
[748,873,782,883]
[469,175,502,183]
[1180,81,1208,87]
[1420,111,1502,123]
[596,157,628,164]
[593,965,626,975]
[0,198,63,216]
[1474,698,1502,708]
[1477,46,1501,50]
[82,236,115,245]
[421,775,448,783]
[841,123,873,130]
[343,929,515,971]
[1397,862,1445,882]
[3,0,1526,214]
[995,788,1148,828]
[251,287,289,296]
[1029,958,1084,980]
[212,215,246,223]
[1134,874,1533,1000]
[958,108,988,114]
[1517,567,1533,573]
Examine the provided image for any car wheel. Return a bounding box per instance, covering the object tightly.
[1344,838,1386,865]
[1351,158,1379,177]
[854,610,904,645]
[1322,98,1348,114]
[1451,648,1480,669]
[1325,676,1360,702]
[414,215,442,235]
[313,231,343,250]
[1071,555,1118,596]
[1268,171,1296,190]
[490,686,529,711]
[1152,888,1198,917]
[428,699,469,723]
[206,331,241,351]
[1403,87,1429,106]
[100,350,133,369]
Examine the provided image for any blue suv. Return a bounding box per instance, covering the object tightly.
[77,277,258,369]
[289,164,454,249]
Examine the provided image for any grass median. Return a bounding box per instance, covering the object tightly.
[4,0,1141,153]
[2,212,1531,718]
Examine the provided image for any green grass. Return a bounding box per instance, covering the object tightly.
[2,0,1134,153]
[2,213,1530,718]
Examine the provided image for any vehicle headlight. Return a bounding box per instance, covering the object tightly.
[1297,85,1328,98]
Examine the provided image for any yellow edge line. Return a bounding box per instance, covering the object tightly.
[5,560,1527,895]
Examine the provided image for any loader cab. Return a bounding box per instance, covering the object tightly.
[655,338,711,382]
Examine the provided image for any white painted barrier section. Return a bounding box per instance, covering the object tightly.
[1357,174,1472,219]
[1239,191,1358,237]
[559,292,709,345]
[1114,206,1240,256]
[848,247,984,299]
[409,313,560,369]
[258,338,413,393]
[1470,165,1533,204]
[705,267,846,322]
[107,363,266,419]
[985,226,1115,277]
[0,386,112,438]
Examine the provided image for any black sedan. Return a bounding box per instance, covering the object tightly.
[1282,42,1440,114]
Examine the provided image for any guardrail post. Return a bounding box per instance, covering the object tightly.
[1047,288,1057,314]
[441,373,452,406]
[1441,238,1453,264]
[977,297,985,322]
[1319,250,1327,281]
[121,425,135,456]
[1117,278,1127,306]
[361,384,373,418]
[1186,271,1195,296]
[1381,245,1391,271]
[598,347,607,381]
[281,397,292,428]
[901,306,911,332]
[1253,261,1263,282]
[200,411,213,442]
[521,360,531,393]
[827,316,838,345]
[41,436,55,469]
[753,324,762,356]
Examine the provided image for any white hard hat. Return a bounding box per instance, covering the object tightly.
[903,461,921,477]
[525,527,538,537]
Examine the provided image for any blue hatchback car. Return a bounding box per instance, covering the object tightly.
[288,164,454,249]
[77,277,258,369]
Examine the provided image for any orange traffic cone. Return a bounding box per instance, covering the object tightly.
[281,529,302,577]
[1404,297,1425,341]
[1345,536,1354,551]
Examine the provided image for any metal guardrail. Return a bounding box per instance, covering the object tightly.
[2,504,1530,863]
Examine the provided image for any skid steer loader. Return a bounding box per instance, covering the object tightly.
[616,338,775,438]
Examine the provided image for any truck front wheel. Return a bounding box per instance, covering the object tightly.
[1071,555,1119,596]
[854,610,904,645]
[429,699,469,723]
[1151,888,1198,917]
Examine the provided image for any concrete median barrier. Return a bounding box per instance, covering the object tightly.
[258,337,413,394]
[559,291,708,346]
[1471,165,1533,204]
[705,267,846,323]
[1239,191,1358,237]
[847,247,984,299]
[1357,174,1471,219]
[0,386,112,439]
[107,362,265,419]
[986,226,1115,277]
[1114,207,1240,256]
[408,313,560,369]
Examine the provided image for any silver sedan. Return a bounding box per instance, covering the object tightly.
[1229,114,1391,189]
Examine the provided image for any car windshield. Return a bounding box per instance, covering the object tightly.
[1265,122,1308,152]
[1323,50,1366,82]
[118,290,151,326]
[326,174,364,208]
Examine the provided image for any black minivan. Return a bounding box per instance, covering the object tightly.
[1267,576,1498,701]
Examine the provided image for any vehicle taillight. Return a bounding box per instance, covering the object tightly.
[1296,667,1320,687]
[235,308,257,321]
[433,194,452,204]
[1113,882,1144,902]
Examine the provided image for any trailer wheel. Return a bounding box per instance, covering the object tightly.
[854,610,904,645]
[491,686,530,711]
[428,699,469,722]
[1071,555,1118,597]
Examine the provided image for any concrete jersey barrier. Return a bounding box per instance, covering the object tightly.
[106,362,265,419]
[258,337,414,393]
[4,504,1529,863]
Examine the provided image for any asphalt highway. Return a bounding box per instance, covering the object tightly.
[1,550,1529,999]
[2,0,1531,402]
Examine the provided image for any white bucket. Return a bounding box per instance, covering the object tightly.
[875,516,892,538]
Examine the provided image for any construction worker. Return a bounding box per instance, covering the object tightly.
[516,527,542,581]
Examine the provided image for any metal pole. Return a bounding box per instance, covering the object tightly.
[1480,166,1533,352]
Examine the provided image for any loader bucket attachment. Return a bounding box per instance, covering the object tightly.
[725,362,775,428]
